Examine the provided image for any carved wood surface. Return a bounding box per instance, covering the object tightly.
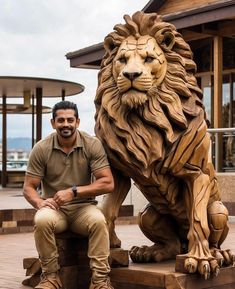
[95,11,234,279]
[22,233,129,288]
[22,259,235,289]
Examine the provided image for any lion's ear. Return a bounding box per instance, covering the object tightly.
[161,32,175,50]
[104,36,116,53]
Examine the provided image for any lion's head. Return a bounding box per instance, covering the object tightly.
[112,34,168,109]
[95,12,205,178]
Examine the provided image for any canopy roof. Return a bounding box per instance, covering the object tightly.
[66,0,235,69]
[0,76,84,98]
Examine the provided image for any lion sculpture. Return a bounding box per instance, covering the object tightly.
[94,11,234,279]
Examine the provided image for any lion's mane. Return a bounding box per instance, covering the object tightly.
[95,12,205,179]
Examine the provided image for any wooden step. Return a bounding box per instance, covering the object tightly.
[22,260,235,289]
[22,231,235,289]
[110,262,235,289]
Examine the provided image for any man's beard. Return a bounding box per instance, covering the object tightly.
[58,127,76,138]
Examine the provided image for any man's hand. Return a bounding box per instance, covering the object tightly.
[38,198,59,210]
[53,189,73,206]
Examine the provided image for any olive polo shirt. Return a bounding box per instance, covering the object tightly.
[26,130,110,204]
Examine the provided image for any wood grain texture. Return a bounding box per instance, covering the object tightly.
[95,11,234,280]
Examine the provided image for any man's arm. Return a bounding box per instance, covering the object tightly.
[23,175,59,210]
[53,167,114,206]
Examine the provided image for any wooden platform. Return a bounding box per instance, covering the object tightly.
[110,262,235,289]
[22,230,235,289]
[23,259,235,289]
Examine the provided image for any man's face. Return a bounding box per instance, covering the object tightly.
[51,109,80,138]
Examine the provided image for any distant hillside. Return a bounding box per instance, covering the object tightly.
[0,137,32,152]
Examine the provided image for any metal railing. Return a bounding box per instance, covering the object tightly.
[207,127,235,172]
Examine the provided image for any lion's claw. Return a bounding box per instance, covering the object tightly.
[213,250,224,266]
[184,258,197,273]
[130,244,178,263]
[210,259,220,276]
[222,250,231,265]
[214,266,220,277]
[222,249,234,266]
[184,257,221,279]
[130,245,154,263]
[211,248,235,267]
[198,260,210,279]
[232,253,235,266]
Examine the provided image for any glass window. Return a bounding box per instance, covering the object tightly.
[222,74,230,128]
[199,75,212,125]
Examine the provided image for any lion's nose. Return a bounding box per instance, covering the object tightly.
[123,71,142,81]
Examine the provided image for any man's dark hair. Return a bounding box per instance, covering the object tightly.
[52,101,79,120]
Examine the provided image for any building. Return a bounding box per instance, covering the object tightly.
[66,0,235,172]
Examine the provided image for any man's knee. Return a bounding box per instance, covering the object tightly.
[34,208,58,229]
[88,211,107,232]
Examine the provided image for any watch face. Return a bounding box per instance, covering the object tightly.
[72,186,77,197]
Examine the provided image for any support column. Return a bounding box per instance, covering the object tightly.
[1,94,7,187]
[213,36,223,128]
[32,94,35,148]
[62,89,65,101]
[213,36,223,171]
[36,87,42,142]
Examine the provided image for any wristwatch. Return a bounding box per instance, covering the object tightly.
[72,185,78,198]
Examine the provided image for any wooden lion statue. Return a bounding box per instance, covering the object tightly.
[94,11,234,279]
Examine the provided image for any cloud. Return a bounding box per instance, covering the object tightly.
[0,0,148,138]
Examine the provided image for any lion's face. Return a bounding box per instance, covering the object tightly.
[112,35,167,108]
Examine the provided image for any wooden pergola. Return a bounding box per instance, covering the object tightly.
[0,76,84,187]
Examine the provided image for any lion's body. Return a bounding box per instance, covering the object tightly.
[95,12,232,277]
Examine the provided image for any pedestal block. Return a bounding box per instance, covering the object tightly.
[22,231,235,289]
[110,262,235,289]
[22,231,129,288]
[23,259,235,289]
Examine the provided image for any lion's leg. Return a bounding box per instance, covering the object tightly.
[208,201,229,248]
[183,173,220,279]
[100,169,131,248]
[208,200,234,266]
[130,204,181,263]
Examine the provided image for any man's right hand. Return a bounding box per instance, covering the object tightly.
[38,198,59,210]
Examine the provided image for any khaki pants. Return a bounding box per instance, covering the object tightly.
[34,203,110,283]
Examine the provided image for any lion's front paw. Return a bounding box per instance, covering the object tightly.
[211,248,235,267]
[130,245,152,262]
[130,243,178,263]
[184,257,220,279]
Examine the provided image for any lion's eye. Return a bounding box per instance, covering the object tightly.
[145,56,155,63]
[118,57,126,64]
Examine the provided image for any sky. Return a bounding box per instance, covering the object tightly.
[0,0,148,139]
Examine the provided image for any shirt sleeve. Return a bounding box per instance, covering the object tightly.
[89,137,110,173]
[26,142,46,178]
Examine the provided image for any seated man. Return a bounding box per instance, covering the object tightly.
[23,100,114,289]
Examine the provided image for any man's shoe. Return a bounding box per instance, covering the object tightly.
[35,272,62,289]
[89,278,114,289]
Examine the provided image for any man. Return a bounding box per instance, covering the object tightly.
[23,100,114,289]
